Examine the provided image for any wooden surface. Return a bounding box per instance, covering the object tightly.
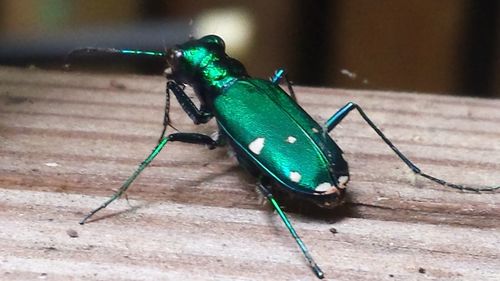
[1,66,499,281]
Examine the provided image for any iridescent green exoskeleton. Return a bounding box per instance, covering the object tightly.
[70,35,499,279]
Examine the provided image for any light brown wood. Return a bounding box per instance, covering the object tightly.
[1,66,499,280]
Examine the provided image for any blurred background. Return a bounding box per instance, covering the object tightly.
[0,0,498,97]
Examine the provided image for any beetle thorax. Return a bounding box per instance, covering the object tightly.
[167,35,248,91]
[185,49,245,89]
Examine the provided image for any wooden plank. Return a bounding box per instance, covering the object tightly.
[0,66,499,280]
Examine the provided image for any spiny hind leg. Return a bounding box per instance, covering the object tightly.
[325,102,500,192]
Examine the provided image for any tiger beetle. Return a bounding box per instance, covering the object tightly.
[70,35,499,279]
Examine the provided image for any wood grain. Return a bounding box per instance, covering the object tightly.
[0,66,499,280]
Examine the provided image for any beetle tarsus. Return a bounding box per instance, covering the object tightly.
[312,264,325,279]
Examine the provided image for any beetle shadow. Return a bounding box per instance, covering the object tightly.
[265,189,356,225]
[79,205,143,225]
[202,162,357,224]
[79,162,356,226]
[164,161,357,225]
[79,163,244,224]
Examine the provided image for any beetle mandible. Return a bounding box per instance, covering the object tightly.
[70,35,499,279]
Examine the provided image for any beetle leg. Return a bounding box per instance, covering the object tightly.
[258,183,325,279]
[326,102,422,172]
[80,137,169,224]
[157,81,177,143]
[168,132,219,149]
[167,81,213,124]
[80,132,220,224]
[324,102,500,192]
[270,68,297,101]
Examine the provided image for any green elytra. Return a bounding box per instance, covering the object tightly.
[71,34,500,280]
[216,80,348,196]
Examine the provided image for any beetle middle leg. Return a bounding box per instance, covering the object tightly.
[324,102,500,192]
[80,132,220,224]
[270,68,297,101]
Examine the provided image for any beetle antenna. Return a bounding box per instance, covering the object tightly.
[258,184,325,279]
[80,137,170,224]
[67,47,166,66]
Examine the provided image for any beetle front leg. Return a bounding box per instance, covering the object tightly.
[270,68,297,101]
[168,81,213,124]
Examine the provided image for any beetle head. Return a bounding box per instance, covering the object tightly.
[164,35,228,84]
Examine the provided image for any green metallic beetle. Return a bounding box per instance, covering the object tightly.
[71,35,499,279]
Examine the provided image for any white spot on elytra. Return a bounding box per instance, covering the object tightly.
[248,137,265,155]
[289,171,301,183]
[338,176,349,188]
[315,182,339,194]
[286,136,297,143]
[312,128,319,133]
[45,162,59,167]
[315,182,331,192]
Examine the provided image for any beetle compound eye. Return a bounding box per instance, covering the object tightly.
[212,36,226,50]
[201,34,226,51]
[166,48,183,63]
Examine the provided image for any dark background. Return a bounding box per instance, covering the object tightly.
[1,0,498,97]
